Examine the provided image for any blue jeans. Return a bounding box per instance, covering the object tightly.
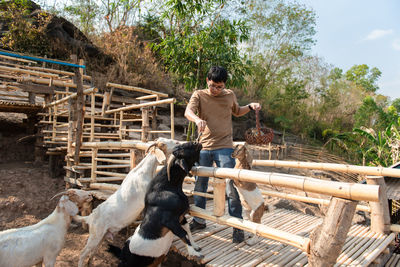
[193,148,242,224]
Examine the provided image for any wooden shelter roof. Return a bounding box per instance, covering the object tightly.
[0,100,42,114]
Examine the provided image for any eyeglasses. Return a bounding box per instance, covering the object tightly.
[208,82,225,91]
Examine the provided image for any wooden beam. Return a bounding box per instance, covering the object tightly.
[308,197,357,267]
[104,98,175,114]
[18,83,55,94]
[106,82,168,98]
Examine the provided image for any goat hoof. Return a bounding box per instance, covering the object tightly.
[194,246,202,252]
[190,254,204,261]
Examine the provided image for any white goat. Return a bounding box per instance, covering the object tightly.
[74,138,179,267]
[231,144,266,246]
[0,189,92,267]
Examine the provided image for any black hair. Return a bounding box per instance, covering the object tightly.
[207,66,228,83]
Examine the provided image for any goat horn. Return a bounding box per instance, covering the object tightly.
[166,154,176,182]
[50,190,67,200]
[145,143,157,154]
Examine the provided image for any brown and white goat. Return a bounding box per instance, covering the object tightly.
[231,144,266,245]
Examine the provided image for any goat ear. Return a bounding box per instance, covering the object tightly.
[59,197,79,216]
[154,148,166,164]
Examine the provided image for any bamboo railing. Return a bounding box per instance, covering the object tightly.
[252,160,400,178]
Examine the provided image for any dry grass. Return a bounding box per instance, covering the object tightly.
[94,26,174,94]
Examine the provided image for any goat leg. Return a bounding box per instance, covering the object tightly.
[181,217,201,251]
[162,216,203,259]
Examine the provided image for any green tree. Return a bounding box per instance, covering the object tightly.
[63,0,99,36]
[345,64,382,93]
[149,0,251,91]
[0,0,52,55]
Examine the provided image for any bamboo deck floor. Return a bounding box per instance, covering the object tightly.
[385,253,400,266]
[385,177,400,200]
[172,201,396,267]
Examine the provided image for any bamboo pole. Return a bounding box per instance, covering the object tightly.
[190,166,380,202]
[130,149,136,169]
[260,189,371,212]
[182,189,213,198]
[366,176,391,234]
[170,102,175,139]
[44,87,97,108]
[189,206,310,253]
[105,82,168,98]
[89,182,119,191]
[90,92,95,141]
[252,159,400,178]
[91,148,97,182]
[17,64,91,80]
[73,58,85,165]
[19,76,91,89]
[136,94,158,100]
[0,54,36,63]
[140,107,149,142]
[0,65,60,78]
[213,178,226,216]
[79,177,124,182]
[80,140,150,150]
[94,171,126,177]
[104,98,175,114]
[94,158,130,164]
[119,110,124,140]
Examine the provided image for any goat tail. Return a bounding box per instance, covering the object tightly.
[107,244,122,259]
[72,215,88,224]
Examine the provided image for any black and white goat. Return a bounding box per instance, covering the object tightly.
[231,144,266,245]
[74,138,179,267]
[108,141,203,267]
[0,189,92,267]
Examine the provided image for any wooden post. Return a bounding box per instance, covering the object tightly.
[73,57,85,165]
[90,92,95,141]
[101,90,110,116]
[52,95,57,140]
[308,197,357,267]
[150,95,159,140]
[130,149,136,170]
[119,110,124,140]
[91,148,97,183]
[366,175,390,234]
[213,178,226,216]
[170,101,175,140]
[67,98,74,158]
[28,92,35,104]
[141,107,150,142]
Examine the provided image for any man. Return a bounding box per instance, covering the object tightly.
[184,66,261,243]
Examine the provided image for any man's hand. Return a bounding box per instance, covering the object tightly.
[249,103,261,111]
[195,119,207,132]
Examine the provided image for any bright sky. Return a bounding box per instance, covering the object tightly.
[299,0,400,101]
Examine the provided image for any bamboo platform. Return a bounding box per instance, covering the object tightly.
[385,178,400,200]
[385,253,400,266]
[172,201,396,266]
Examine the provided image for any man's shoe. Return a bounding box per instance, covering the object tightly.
[190,220,206,231]
[232,228,244,243]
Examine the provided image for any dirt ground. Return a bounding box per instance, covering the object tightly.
[0,160,203,267]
